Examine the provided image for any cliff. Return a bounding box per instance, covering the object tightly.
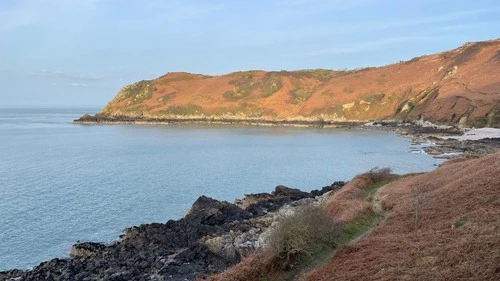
[79,39,500,127]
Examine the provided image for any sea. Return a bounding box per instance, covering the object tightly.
[0,107,443,270]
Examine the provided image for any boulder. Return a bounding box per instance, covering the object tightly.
[70,242,106,258]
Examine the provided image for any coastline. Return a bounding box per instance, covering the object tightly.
[73,114,500,158]
[73,115,366,128]
[1,116,498,280]
[0,184,345,281]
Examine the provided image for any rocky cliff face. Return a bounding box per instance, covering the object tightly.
[89,39,500,127]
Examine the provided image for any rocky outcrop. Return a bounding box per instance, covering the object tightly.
[0,182,344,281]
[70,242,106,258]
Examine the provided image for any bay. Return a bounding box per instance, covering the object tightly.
[0,108,442,270]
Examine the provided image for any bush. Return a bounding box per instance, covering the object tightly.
[367,167,393,183]
[289,87,313,103]
[266,206,343,268]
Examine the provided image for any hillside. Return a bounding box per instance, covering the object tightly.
[302,153,500,281]
[208,153,500,281]
[81,39,500,127]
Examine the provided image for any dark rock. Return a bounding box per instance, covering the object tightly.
[0,269,25,281]
[3,183,345,281]
[71,242,107,258]
[184,196,252,226]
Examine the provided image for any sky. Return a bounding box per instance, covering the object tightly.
[0,0,499,107]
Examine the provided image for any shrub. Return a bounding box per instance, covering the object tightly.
[266,206,343,268]
[367,167,393,183]
[289,87,313,103]
[452,221,465,229]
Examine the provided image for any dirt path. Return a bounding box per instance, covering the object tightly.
[290,183,389,281]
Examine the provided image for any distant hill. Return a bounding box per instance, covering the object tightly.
[91,39,500,127]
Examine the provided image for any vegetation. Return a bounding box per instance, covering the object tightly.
[157,92,177,102]
[267,206,343,269]
[308,69,337,82]
[405,56,421,64]
[223,73,260,101]
[208,168,397,281]
[311,105,345,119]
[214,103,268,117]
[343,86,354,94]
[262,73,282,97]
[117,80,153,104]
[289,87,313,103]
[337,214,380,245]
[163,104,204,115]
[452,220,465,229]
[303,154,500,281]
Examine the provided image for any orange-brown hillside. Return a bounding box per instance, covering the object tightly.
[302,153,500,281]
[97,39,500,127]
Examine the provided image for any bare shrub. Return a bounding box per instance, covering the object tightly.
[367,167,393,183]
[266,206,344,268]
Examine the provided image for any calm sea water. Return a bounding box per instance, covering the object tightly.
[0,108,442,270]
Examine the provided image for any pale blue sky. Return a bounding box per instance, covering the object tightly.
[0,0,499,107]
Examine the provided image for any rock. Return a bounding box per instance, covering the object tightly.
[273,185,308,198]
[70,242,107,258]
[184,196,252,226]
[3,183,344,281]
[0,269,25,281]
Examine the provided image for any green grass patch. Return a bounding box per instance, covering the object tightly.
[117,80,153,104]
[452,221,466,229]
[262,73,282,97]
[338,213,381,245]
[163,104,204,115]
[289,87,313,103]
[224,74,259,101]
[363,178,394,202]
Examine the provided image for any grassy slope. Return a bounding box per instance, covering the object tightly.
[204,171,397,281]
[205,153,500,281]
[302,153,500,281]
[98,39,500,127]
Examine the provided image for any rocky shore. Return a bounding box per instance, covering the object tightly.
[73,114,366,128]
[361,121,500,157]
[0,183,344,281]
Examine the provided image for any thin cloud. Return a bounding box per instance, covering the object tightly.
[70,82,88,87]
[35,69,104,82]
